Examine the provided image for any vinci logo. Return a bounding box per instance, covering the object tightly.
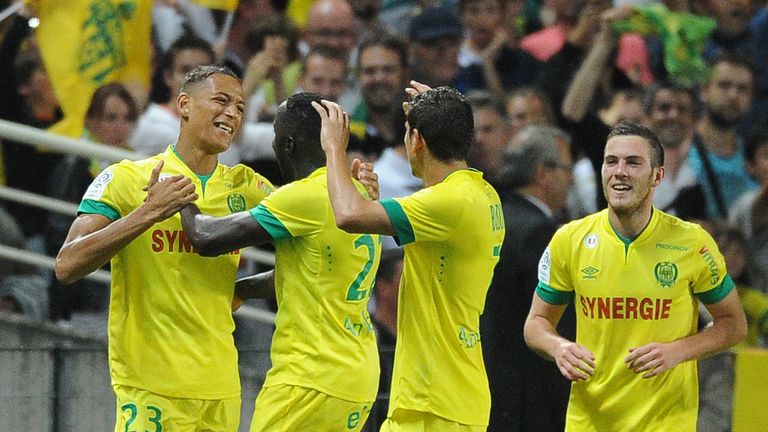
[698,246,719,284]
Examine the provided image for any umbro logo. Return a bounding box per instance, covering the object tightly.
[581,266,599,279]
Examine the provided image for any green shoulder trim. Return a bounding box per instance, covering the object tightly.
[380,198,415,245]
[535,281,573,305]
[78,199,120,221]
[698,274,735,304]
[250,205,292,241]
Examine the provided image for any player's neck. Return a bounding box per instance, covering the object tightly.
[422,159,468,187]
[174,140,218,175]
[608,205,653,240]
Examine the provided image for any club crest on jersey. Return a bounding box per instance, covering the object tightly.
[227,193,247,213]
[583,233,599,249]
[654,262,678,288]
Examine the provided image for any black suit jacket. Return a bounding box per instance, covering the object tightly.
[481,192,575,432]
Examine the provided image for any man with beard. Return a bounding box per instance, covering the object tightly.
[350,33,409,158]
[524,121,747,431]
[689,54,757,221]
[645,81,708,221]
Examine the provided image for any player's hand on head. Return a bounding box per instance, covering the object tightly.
[554,340,596,381]
[351,159,379,200]
[625,342,683,378]
[311,100,350,153]
[144,160,198,222]
[405,80,432,98]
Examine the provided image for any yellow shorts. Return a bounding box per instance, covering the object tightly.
[113,384,241,432]
[249,384,373,432]
[380,409,486,432]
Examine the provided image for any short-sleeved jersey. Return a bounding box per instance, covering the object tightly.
[536,209,734,431]
[79,146,274,399]
[380,169,504,426]
[250,167,381,402]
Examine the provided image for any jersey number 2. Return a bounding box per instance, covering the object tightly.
[346,234,376,302]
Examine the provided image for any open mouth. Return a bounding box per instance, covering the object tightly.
[214,122,233,135]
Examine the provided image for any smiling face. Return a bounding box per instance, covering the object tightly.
[180,74,245,155]
[601,135,663,217]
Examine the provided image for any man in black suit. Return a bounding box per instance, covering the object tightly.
[482,125,576,432]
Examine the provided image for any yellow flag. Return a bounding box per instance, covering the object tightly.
[34,0,151,137]
[189,0,239,12]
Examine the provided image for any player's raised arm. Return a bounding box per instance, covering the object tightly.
[525,294,596,381]
[56,161,197,284]
[180,203,272,257]
[313,99,394,235]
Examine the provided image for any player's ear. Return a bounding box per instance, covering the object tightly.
[284,136,296,154]
[652,166,664,186]
[177,93,190,118]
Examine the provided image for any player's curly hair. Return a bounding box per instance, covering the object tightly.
[404,87,473,162]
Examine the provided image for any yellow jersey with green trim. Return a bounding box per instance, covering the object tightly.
[249,167,381,402]
[379,169,504,426]
[536,209,734,432]
[78,146,274,399]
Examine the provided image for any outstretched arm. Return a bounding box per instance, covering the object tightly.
[56,161,198,284]
[624,289,747,378]
[313,99,395,235]
[180,204,273,257]
[524,293,596,381]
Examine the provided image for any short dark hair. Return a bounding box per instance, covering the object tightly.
[745,128,768,164]
[643,80,700,117]
[357,32,408,69]
[607,121,664,168]
[301,45,348,75]
[707,53,756,87]
[466,90,507,121]
[86,82,139,122]
[405,86,474,162]
[275,92,324,146]
[180,65,239,93]
[164,34,215,71]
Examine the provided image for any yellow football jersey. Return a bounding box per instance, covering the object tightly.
[79,146,274,399]
[537,209,733,431]
[380,169,504,426]
[736,286,768,348]
[249,167,381,403]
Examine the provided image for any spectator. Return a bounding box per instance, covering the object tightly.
[0,9,62,239]
[483,125,575,432]
[301,0,362,110]
[466,90,513,185]
[241,15,301,123]
[506,86,556,138]
[297,46,348,104]
[350,33,410,158]
[645,81,708,220]
[689,54,757,221]
[459,0,541,95]
[408,6,470,91]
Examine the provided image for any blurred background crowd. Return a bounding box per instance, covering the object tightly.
[0,0,767,430]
